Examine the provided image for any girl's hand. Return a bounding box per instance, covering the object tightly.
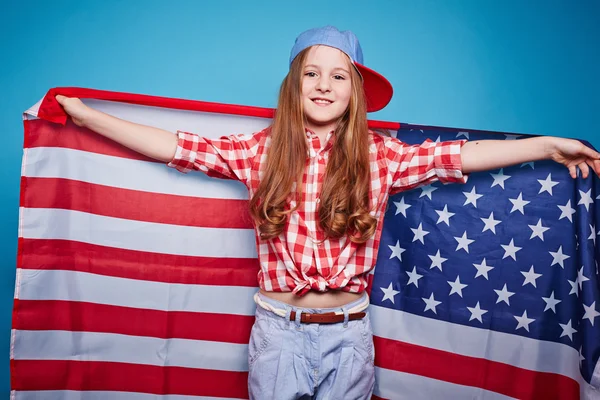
[546,137,600,179]
[55,95,90,127]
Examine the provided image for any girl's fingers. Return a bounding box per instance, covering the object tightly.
[579,162,590,179]
[569,165,577,179]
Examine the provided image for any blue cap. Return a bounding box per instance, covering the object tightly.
[289,26,393,112]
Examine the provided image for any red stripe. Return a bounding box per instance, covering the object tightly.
[39,87,401,130]
[19,239,259,287]
[21,177,253,229]
[373,336,579,400]
[13,299,253,344]
[25,118,155,160]
[11,359,249,398]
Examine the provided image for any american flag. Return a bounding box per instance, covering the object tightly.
[11,88,600,399]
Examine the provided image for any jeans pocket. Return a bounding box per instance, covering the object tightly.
[248,310,275,367]
[358,314,375,366]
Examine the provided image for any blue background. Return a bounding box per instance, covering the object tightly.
[1,0,599,394]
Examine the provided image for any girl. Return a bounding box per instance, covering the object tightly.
[56,26,600,400]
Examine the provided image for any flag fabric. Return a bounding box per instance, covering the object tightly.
[11,87,600,399]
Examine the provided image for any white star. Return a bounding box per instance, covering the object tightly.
[542,291,561,313]
[380,283,400,304]
[538,174,559,195]
[579,347,585,366]
[480,212,501,234]
[393,197,411,217]
[456,131,469,139]
[422,293,442,314]
[473,258,494,280]
[514,310,535,332]
[406,266,423,287]
[577,266,590,290]
[549,246,570,268]
[528,219,550,241]
[434,136,441,143]
[521,162,534,169]
[463,187,483,207]
[490,169,511,189]
[588,224,596,245]
[388,241,406,261]
[435,205,455,226]
[455,231,475,253]
[568,279,578,297]
[557,200,576,222]
[420,185,438,200]
[501,239,522,261]
[559,320,577,341]
[494,284,515,305]
[521,265,542,288]
[428,250,447,271]
[411,223,430,244]
[509,193,530,215]
[583,302,600,326]
[467,302,488,323]
[504,134,520,140]
[447,276,468,297]
[578,189,593,211]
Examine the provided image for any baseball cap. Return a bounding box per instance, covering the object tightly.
[290,26,393,112]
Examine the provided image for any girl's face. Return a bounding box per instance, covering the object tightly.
[301,45,352,135]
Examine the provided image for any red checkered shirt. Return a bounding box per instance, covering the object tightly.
[168,128,468,296]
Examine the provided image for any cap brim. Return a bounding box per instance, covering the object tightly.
[355,62,393,113]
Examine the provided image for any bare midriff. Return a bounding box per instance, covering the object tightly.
[259,289,363,308]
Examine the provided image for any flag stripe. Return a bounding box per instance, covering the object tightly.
[23,146,249,200]
[12,329,249,371]
[371,305,579,379]
[11,360,249,398]
[21,177,253,229]
[13,300,253,344]
[18,238,260,287]
[17,269,257,316]
[13,391,238,400]
[374,336,578,400]
[373,367,516,400]
[20,208,257,258]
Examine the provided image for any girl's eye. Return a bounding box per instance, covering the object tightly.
[305,72,317,77]
[333,75,346,80]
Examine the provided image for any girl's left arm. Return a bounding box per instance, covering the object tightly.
[461,136,600,179]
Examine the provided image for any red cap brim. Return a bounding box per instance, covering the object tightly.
[355,62,393,112]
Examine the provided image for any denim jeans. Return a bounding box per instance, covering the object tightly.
[248,292,375,400]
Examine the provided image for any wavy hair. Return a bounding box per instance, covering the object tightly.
[249,47,376,243]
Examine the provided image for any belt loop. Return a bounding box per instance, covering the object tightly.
[342,307,349,328]
[284,306,293,329]
[294,308,302,329]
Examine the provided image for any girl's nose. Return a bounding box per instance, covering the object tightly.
[316,76,331,92]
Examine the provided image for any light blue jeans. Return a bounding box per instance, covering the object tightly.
[248,293,375,400]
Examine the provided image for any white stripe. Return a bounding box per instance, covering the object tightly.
[13,391,242,400]
[24,147,249,200]
[20,207,257,258]
[374,367,516,400]
[370,304,580,380]
[85,99,271,139]
[17,269,257,315]
[12,330,248,372]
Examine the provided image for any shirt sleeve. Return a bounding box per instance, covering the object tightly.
[384,136,469,196]
[166,130,263,184]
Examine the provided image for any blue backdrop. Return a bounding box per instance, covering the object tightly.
[1,0,599,395]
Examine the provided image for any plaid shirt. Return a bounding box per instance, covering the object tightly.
[168,128,468,296]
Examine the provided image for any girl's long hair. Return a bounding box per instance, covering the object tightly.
[249,47,377,244]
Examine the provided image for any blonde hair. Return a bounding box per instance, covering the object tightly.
[249,47,377,243]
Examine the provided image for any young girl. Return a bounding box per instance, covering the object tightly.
[56,26,600,400]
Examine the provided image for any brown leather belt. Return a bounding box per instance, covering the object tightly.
[289,311,366,324]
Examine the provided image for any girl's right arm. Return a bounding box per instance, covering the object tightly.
[55,95,177,163]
